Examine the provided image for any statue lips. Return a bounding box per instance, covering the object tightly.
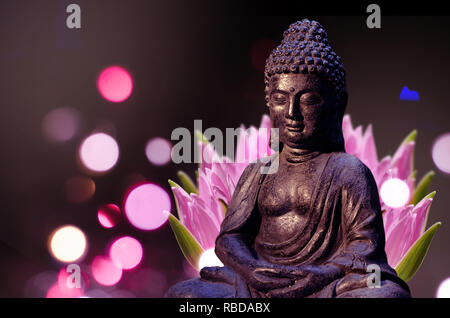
[285,121,304,133]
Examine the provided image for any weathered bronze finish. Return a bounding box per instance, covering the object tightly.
[166,19,411,298]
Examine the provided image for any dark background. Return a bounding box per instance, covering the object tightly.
[0,1,449,297]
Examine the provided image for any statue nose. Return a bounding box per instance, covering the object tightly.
[286,96,301,119]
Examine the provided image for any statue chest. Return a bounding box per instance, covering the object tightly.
[258,164,322,217]
[256,157,328,244]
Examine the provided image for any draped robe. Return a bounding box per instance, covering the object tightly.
[166,151,411,298]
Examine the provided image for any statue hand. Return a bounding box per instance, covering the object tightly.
[200,266,235,285]
[263,266,317,298]
[266,280,309,298]
[245,261,296,291]
[265,264,342,298]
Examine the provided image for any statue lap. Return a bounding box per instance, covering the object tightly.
[166,266,410,298]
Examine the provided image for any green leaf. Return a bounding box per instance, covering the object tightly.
[411,171,435,205]
[168,179,180,189]
[401,129,418,145]
[195,130,209,145]
[395,222,441,282]
[177,171,198,194]
[423,191,437,200]
[218,198,228,216]
[166,211,204,271]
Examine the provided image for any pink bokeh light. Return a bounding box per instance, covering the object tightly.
[97,66,133,103]
[46,283,67,298]
[98,203,121,228]
[46,268,87,298]
[109,236,143,270]
[42,107,81,142]
[91,256,123,286]
[56,267,88,297]
[145,137,172,166]
[79,133,119,173]
[124,183,171,231]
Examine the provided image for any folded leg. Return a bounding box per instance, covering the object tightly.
[166,266,250,298]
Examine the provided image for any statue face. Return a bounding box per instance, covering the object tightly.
[267,73,337,150]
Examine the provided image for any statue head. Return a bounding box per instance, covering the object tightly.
[264,19,347,152]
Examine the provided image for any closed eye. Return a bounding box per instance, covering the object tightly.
[300,93,323,105]
[270,92,288,105]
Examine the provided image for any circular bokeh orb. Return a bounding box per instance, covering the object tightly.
[109,236,143,270]
[432,133,450,174]
[437,277,450,298]
[79,133,119,173]
[24,271,57,298]
[64,176,96,203]
[124,183,171,231]
[97,66,133,103]
[49,225,87,263]
[380,178,410,208]
[198,248,223,270]
[91,256,122,286]
[42,107,81,142]
[57,266,88,297]
[98,203,121,228]
[145,137,172,166]
[46,283,82,298]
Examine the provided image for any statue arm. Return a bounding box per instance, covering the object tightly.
[325,157,407,295]
[215,231,296,291]
[215,232,259,278]
[214,161,262,274]
[328,158,388,273]
[206,161,294,291]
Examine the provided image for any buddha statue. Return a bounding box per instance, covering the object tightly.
[166,19,411,298]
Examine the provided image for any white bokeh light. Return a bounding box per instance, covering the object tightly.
[79,133,119,173]
[380,178,410,208]
[436,277,450,298]
[198,248,223,270]
[49,225,87,263]
[432,133,450,174]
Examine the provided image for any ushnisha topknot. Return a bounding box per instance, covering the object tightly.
[264,19,346,106]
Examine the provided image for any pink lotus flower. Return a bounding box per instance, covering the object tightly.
[342,114,436,268]
[383,196,433,267]
[343,115,415,213]
[170,115,273,250]
[169,114,439,281]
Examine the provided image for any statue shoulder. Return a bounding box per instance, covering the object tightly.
[219,156,274,236]
[229,154,276,206]
[237,153,278,183]
[330,152,376,187]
